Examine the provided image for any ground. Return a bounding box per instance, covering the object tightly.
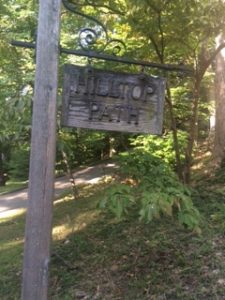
[0,162,117,218]
[1,160,225,299]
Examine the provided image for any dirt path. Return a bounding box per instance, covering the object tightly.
[0,162,117,219]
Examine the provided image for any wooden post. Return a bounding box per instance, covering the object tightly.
[22,1,61,299]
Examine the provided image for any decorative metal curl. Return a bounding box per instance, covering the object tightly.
[78,27,106,51]
[105,39,127,56]
[62,0,126,56]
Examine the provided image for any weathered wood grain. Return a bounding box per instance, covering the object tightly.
[22,1,61,299]
[62,65,165,134]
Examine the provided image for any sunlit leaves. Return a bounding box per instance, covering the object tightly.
[101,149,201,231]
[100,183,134,219]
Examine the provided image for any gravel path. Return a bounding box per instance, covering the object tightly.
[0,162,117,219]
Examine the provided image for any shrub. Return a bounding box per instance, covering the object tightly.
[100,149,200,232]
[130,131,188,168]
[8,144,30,180]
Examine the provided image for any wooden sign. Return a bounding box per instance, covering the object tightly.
[62,65,165,134]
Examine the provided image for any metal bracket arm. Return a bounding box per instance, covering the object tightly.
[10,40,193,74]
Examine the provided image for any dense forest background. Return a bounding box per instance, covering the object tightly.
[1,0,225,228]
[3,1,225,299]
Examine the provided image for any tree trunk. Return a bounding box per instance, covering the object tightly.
[183,39,225,182]
[0,152,6,186]
[61,150,78,199]
[184,78,201,183]
[213,34,225,165]
[165,84,184,182]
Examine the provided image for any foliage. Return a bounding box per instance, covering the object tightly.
[57,128,119,174]
[99,183,135,219]
[100,149,200,231]
[8,143,30,180]
[130,131,188,167]
[169,86,193,130]
[2,0,225,183]
[123,0,225,182]
[0,0,35,183]
[57,129,105,170]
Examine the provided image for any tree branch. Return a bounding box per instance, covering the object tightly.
[69,0,125,15]
[148,34,163,63]
[86,0,125,15]
[157,11,164,62]
[207,42,225,69]
[145,0,161,13]
[199,42,225,79]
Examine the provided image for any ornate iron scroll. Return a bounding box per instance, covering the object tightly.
[11,1,193,74]
[62,0,126,55]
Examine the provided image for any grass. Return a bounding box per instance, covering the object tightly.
[1,176,225,299]
[0,179,28,195]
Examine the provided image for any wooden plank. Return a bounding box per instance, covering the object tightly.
[62,65,165,134]
[22,1,61,299]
